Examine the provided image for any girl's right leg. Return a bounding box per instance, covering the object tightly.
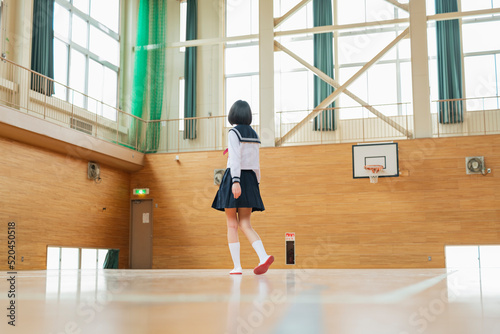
[238,208,274,275]
[225,208,242,274]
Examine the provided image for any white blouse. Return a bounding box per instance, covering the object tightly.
[227,127,261,184]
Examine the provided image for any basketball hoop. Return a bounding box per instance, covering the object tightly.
[364,165,384,184]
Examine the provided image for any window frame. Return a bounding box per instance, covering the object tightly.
[53,0,121,117]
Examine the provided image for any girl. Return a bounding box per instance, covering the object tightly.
[212,100,274,275]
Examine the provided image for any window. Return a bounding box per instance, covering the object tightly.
[226,0,258,37]
[46,247,110,299]
[179,77,185,131]
[274,0,410,122]
[225,0,259,124]
[0,0,3,56]
[274,0,313,124]
[53,0,120,120]
[46,246,109,270]
[180,0,187,52]
[428,6,500,111]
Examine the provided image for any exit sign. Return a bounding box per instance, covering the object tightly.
[133,188,149,195]
[285,232,295,241]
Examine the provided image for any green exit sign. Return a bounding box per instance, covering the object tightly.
[133,188,149,195]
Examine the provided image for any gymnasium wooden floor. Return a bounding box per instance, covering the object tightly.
[1,268,499,333]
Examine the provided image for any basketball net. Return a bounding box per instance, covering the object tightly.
[364,165,383,184]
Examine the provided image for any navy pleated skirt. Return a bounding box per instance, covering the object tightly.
[212,169,265,212]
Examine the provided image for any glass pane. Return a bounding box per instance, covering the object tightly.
[366,0,395,23]
[462,21,500,54]
[479,246,500,268]
[179,78,185,131]
[227,0,256,37]
[479,246,500,298]
[338,0,365,25]
[339,31,397,65]
[103,67,118,120]
[180,0,187,52]
[72,14,88,48]
[53,39,68,100]
[60,248,79,270]
[277,2,313,32]
[279,71,309,112]
[225,45,259,74]
[97,249,108,269]
[54,3,70,41]
[427,26,437,58]
[400,62,412,104]
[226,75,259,124]
[69,48,87,107]
[90,26,120,66]
[90,0,120,32]
[426,0,435,15]
[398,36,411,60]
[73,0,89,14]
[276,39,314,72]
[428,58,439,103]
[368,63,397,109]
[81,249,98,269]
[47,247,60,269]
[461,0,492,11]
[445,246,479,268]
[88,59,103,114]
[251,0,258,34]
[464,55,497,110]
[103,67,117,106]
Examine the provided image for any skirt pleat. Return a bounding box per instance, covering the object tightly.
[212,169,265,212]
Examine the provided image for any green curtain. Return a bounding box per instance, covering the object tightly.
[313,0,335,131]
[131,0,166,152]
[184,0,197,140]
[31,0,54,96]
[103,249,120,269]
[436,0,463,124]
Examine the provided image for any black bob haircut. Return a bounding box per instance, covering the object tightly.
[228,100,252,125]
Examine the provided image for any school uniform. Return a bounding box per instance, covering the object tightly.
[212,125,265,212]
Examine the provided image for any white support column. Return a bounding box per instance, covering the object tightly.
[259,0,275,147]
[10,0,33,68]
[409,0,432,138]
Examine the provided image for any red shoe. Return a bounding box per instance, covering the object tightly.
[253,256,274,275]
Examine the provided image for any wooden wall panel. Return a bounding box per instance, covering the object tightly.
[131,135,500,269]
[0,137,131,270]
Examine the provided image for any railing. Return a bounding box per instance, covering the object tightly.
[142,116,260,153]
[0,57,144,150]
[2,57,500,153]
[432,97,500,137]
[276,102,413,146]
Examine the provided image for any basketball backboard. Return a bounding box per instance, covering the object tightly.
[352,142,399,179]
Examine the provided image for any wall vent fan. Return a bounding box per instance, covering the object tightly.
[214,169,225,185]
[465,156,484,175]
[88,162,101,182]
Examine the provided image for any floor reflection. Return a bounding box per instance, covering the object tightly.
[0,268,498,333]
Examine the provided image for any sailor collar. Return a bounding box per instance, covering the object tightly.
[229,125,261,143]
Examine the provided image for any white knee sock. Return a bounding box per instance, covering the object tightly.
[229,242,242,271]
[252,240,269,264]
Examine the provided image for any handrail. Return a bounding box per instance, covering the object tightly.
[275,102,412,114]
[0,56,144,123]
